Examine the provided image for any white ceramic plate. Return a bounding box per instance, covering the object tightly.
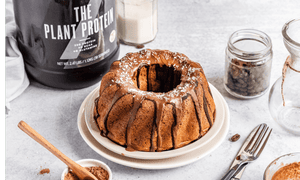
[84,83,225,160]
[77,87,230,169]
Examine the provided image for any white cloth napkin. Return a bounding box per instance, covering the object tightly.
[5,0,30,114]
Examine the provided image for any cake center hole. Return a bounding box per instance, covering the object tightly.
[133,64,182,93]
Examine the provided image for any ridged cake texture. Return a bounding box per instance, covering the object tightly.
[94,49,216,152]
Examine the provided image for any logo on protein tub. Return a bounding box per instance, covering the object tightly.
[43,5,114,40]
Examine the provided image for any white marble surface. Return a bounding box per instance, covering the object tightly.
[6,0,300,179]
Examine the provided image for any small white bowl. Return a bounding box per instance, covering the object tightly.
[61,159,112,180]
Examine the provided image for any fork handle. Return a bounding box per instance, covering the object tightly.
[232,161,249,179]
[221,168,236,180]
[221,162,245,180]
[231,178,240,180]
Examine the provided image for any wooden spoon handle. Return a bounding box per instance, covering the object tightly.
[18,120,96,180]
[18,120,73,164]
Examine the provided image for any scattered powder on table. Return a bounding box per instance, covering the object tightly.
[64,166,109,180]
[39,168,50,174]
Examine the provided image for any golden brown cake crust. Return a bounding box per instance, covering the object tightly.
[94,49,216,152]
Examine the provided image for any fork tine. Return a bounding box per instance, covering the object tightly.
[244,124,264,152]
[255,128,272,158]
[250,125,268,154]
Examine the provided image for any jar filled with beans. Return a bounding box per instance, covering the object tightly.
[224,29,273,99]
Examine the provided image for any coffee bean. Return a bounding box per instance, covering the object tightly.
[225,58,271,97]
[241,83,247,88]
[240,88,247,92]
[237,79,245,84]
[247,85,254,90]
[230,134,240,142]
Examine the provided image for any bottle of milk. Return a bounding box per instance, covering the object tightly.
[116,0,158,45]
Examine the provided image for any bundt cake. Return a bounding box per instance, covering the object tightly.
[93,49,216,152]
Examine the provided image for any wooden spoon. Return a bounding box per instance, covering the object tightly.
[18,120,98,180]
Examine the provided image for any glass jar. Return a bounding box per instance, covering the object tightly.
[224,29,273,99]
[269,19,300,135]
[116,0,158,45]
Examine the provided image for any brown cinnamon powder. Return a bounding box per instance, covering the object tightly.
[271,162,300,180]
[64,171,79,180]
[39,168,50,174]
[64,166,109,180]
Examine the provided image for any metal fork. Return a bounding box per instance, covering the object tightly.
[221,123,272,180]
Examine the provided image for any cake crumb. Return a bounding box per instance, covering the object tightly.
[64,166,109,180]
[136,44,144,49]
[39,168,50,174]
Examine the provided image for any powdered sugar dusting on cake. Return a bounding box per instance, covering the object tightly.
[110,49,203,103]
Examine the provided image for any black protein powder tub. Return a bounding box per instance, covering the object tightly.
[13,0,120,89]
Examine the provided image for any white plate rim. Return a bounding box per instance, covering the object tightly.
[84,83,225,160]
[77,85,230,170]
